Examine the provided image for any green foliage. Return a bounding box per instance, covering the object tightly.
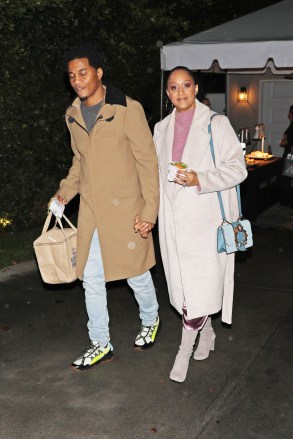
[0,226,40,269]
[0,0,280,231]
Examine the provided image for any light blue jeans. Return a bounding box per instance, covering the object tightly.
[82,230,159,346]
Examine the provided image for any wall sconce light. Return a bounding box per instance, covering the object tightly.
[237,87,248,103]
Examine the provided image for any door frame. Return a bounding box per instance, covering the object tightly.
[259,79,293,156]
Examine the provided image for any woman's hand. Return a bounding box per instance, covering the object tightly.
[134,215,154,239]
[175,169,200,188]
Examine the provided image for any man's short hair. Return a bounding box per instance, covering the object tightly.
[63,43,104,70]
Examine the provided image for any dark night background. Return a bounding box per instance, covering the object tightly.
[0,0,280,230]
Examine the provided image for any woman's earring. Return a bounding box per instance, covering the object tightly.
[165,97,174,114]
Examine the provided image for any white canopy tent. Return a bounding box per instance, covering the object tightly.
[160,0,293,71]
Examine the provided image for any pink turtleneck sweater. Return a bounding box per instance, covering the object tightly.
[172,108,195,162]
[172,108,206,327]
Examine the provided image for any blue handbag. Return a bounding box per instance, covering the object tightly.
[209,116,253,254]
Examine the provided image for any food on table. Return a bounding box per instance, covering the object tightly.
[246,157,255,165]
[249,151,270,158]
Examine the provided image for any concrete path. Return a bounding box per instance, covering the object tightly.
[0,215,293,438]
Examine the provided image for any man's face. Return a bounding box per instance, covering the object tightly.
[68,58,103,105]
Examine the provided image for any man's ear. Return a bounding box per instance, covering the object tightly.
[97,68,103,80]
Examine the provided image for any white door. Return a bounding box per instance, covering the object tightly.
[260,80,293,157]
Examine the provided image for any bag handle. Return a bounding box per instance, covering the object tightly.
[59,214,77,232]
[208,115,243,222]
[42,212,77,235]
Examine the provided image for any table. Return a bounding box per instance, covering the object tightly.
[241,157,283,220]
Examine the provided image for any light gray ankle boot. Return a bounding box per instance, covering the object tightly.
[170,328,198,383]
[193,317,216,361]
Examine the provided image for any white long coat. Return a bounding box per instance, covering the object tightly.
[154,101,247,324]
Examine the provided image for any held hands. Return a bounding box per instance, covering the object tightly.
[175,169,200,188]
[134,215,154,239]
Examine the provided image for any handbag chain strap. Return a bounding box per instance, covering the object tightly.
[208,114,243,222]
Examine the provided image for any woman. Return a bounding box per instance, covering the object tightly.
[154,66,247,383]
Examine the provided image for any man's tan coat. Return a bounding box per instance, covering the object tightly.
[57,86,159,281]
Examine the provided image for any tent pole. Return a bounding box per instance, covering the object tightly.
[225,72,228,116]
[160,69,164,120]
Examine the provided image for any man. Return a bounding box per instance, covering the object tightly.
[50,44,160,371]
[279,104,293,211]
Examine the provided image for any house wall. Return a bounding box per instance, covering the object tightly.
[206,93,226,114]
[227,69,277,153]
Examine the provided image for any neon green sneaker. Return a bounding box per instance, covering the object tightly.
[70,341,113,371]
[134,316,160,350]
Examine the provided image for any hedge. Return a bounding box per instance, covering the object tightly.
[0,0,279,231]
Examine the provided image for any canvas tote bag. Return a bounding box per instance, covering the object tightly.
[33,212,77,284]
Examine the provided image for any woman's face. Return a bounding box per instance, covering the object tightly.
[166,69,198,112]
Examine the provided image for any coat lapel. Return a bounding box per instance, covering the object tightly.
[66,98,87,131]
[181,100,211,172]
[156,110,177,202]
[66,98,117,135]
[98,103,116,122]
[172,101,211,197]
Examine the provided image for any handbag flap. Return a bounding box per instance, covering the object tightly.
[220,223,237,249]
[219,219,253,251]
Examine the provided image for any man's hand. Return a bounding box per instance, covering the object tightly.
[134,215,154,239]
[47,196,67,218]
[56,195,68,205]
[48,195,68,208]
